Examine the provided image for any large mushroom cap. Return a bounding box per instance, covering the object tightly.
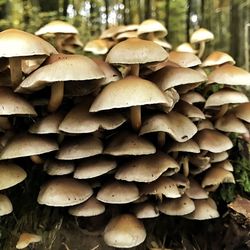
[0,163,27,190]
[202,51,235,67]
[90,76,168,112]
[37,178,93,207]
[104,214,146,248]
[190,28,214,44]
[137,19,167,38]
[0,29,57,57]
[106,38,168,64]
[0,194,13,216]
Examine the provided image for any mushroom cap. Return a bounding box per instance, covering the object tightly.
[208,64,250,85]
[0,163,27,190]
[0,87,37,116]
[207,151,229,163]
[84,39,110,55]
[140,111,197,142]
[116,31,138,41]
[194,129,233,153]
[150,66,207,91]
[16,233,42,249]
[197,119,214,131]
[17,55,105,92]
[185,178,208,199]
[0,29,57,58]
[74,157,116,179]
[159,194,195,216]
[104,131,156,156]
[90,76,168,112]
[232,102,250,123]
[132,202,159,219]
[205,88,249,108]
[59,101,125,134]
[168,139,200,153]
[37,178,93,207]
[228,195,250,220]
[36,20,78,36]
[106,38,168,65]
[201,51,235,67]
[176,43,197,53]
[181,91,206,104]
[100,25,127,39]
[190,28,214,43]
[56,135,103,160]
[29,112,65,134]
[45,159,75,176]
[185,198,219,220]
[152,38,172,50]
[213,160,233,172]
[97,181,139,204]
[0,134,58,160]
[115,152,180,183]
[68,197,105,217]
[168,51,201,68]
[104,214,146,248]
[137,19,167,38]
[0,194,13,216]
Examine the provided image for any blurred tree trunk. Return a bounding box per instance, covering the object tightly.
[105,0,109,28]
[200,0,204,26]
[186,0,191,42]
[23,0,30,30]
[230,0,239,61]
[165,0,170,30]
[63,0,68,17]
[144,0,151,19]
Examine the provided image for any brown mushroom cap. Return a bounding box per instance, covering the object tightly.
[0,87,37,116]
[168,51,201,68]
[74,157,116,179]
[84,39,110,55]
[0,134,58,160]
[213,160,233,172]
[116,31,138,41]
[176,43,197,53]
[100,25,127,39]
[56,135,103,160]
[207,151,229,163]
[228,195,250,220]
[132,202,159,219]
[190,28,214,44]
[0,194,13,216]
[181,91,206,104]
[197,119,214,131]
[104,214,146,248]
[137,19,167,38]
[159,194,195,216]
[201,51,235,67]
[90,76,168,112]
[16,233,42,249]
[97,181,139,204]
[37,178,93,207]
[45,159,75,176]
[0,163,27,190]
[104,131,156,156]
[168,139,200,153]
[185,178,208,199]
[208,64,250,85]
[115,152,180,183]
[68,197,105,217]
[232,102,250,123]
[152,38,172,50]
[194,129,233,153]
[106,38,168,65]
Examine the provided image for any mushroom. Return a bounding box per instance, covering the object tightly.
[185,178,208,199]
[228,195,250,220]
[197,119,214,131]
[180,91,206,104]
[207,151,229,163]
[44,159,75,176]
[116,31,138,41]
[201,51,235,67]
[168,51,201,68]
[232,102,250,123]
[213,160,233,172]
[132,202,159,219]
[16,233,42,249]
[0,194,13,216]
[176,43,197,54]
[84,39,112,55]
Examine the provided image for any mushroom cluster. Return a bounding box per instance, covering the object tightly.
[0,23,250,249]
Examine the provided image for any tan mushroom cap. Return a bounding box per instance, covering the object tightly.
[74,157,116,179]
[68,197,105,217]
[132,202,159,219]
[59,101,125,134]
[152,38,172,50]
[197,119,214,131]
[104,214,146,248]
[190,154,210,168]
[232,102,250,123]
[104,132,156,156]
[205,88,249,108]
[84,39,110,55]
[37,178,93,207]
[137,19,167,38]
[194,129,233,153]
[56,135,103,160]
[90,76,168,112]
[0,194,13,216]
[213,160,233,172]
[116,31,138,41]
[160,88,180,113]
[185,178,208,199]
[0,134,58,160]
[168,51,201,68]
[45,159,75,176]
[185,198,219,220]
[29,112,65,134]
[150,66,207,91]
[115,152,180,183]
[159,194,195,216]
[100,25,127,39]
[201,167,235,189]
[176,43,197,53]
[190,28,214,43]
[168,139,200,154]
[0,29,57,57]
[17,55,105,92]
[208,64,250,85]
[181,91,206,104]
[228,195,250,220]
[16,233,42,249]
[106,38,168,64]
[0,87,37,116]
[176,82,202,94]
[140,111,198,142]
[202,51,235,67]
[215,113,248,133]
[207,151,229,163]
[97,181,139,204]
[0,163,27,190]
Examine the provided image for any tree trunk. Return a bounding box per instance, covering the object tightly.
[186,0,191,42]
[105,0,109,28]
[63,0,69,17]
[165,0,170,30]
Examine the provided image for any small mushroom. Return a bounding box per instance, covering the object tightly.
[16,233,42,249]
[201,51,235,67]
[168,51,201,68]
[0,194,13,216]
[176,43,197,53]
[132,202,159,219]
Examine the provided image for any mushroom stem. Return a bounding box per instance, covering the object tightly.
[30,155,44,164]
[9,57,22,88]
[157,132,166,147]
[48,81,64,112]
[130,106,141,131]
[198,41,206,58]
[183,156,189,177]
[214,104,228,120]
[130,64,140,76]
